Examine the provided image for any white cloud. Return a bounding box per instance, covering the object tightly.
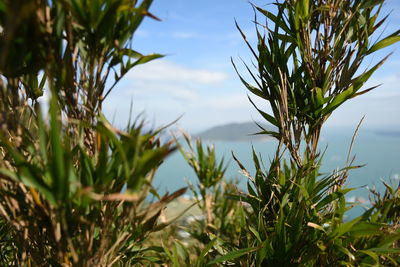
[120,60,230,105]
[208,94,246,108]
[107,60,400,131]
[364,73,400,93]
[127,81,199,102]
[358,73,400,106]
[127,60,228,84]
[205,93,254,110]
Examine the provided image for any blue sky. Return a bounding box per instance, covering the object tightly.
[104,0,400,132]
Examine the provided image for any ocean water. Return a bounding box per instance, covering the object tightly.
[154,128,400,217]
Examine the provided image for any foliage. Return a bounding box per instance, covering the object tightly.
[233,0,400,165]
[177,133,227,217]
[0,96,187,265]
[167,135,245,264]
[0,0,162,151]
[229,0,400,266]
[0,0,399,266]
[0,0,184,266]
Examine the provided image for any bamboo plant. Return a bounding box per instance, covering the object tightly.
[0,0,184,266]
[230,0,400,265]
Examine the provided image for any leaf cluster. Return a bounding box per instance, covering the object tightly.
[234,0,400,165]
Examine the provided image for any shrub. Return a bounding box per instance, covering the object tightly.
[230,0,400,265]
[0,0,183,265]
[0,0,399,266]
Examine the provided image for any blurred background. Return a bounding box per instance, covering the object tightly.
[104,0,400,133]
[103,0,400,204]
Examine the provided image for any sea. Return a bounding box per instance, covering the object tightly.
[153,128,400,218]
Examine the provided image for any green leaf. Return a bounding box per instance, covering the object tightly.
[368,32,400,54]
[129,146,171,190]
[249,226,262,242]
[316,188,353,211]
[197,238,217,266]
[175,241,190,266]
[130,0,155,33]
[207,247,258,265]
[323,86,355,115]
[313,87,324,108]
[330,217,361,238]
[351,54,391,93]
[96,119,130,180]
[376,232,400,248]
[368,247,400,254]
[232,61,268,100]
[36,106,48,163]
[0,134,56,204]
[337,245,356,261]
[131,53,164,67]
[360,0,384,9]
[349,222,382,237]
[49,94,66,202]
[248,96,278,127]
[358,250,379,263]
[256,7,291,34]
[297,0,309,19]
[0,168,19,181]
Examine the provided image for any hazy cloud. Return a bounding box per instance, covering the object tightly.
[363,73,400,97]
[127,81,199,102]
[127,60,228,84]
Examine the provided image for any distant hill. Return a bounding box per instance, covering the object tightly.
[196,122,275,142]
[374,130,400,137]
